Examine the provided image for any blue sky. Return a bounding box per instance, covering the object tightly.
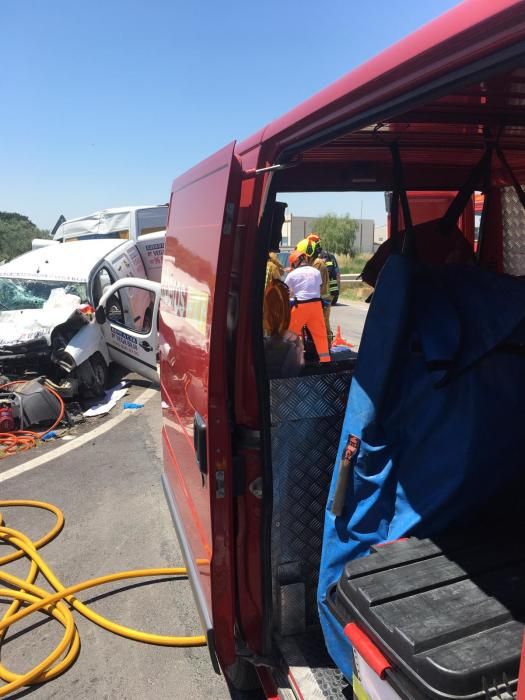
[1,0,460,230]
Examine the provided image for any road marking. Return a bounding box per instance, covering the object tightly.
[0,387,158,484]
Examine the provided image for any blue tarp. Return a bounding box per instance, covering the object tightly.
[318,255,525,681]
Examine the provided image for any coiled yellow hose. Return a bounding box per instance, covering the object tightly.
[0,499,207,697]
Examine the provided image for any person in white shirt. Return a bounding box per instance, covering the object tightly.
[285,251,331,363]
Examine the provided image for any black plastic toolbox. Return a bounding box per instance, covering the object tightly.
[328,535,525,699]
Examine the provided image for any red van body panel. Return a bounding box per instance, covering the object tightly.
[160,141,242,665]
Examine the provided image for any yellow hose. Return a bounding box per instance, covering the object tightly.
[0,499,207,697]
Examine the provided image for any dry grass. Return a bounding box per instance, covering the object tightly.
[340,281,373,302]
[337,253,372,274]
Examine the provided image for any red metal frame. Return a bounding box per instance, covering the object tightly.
[232,156,268,656]
[517,632,525,699]
[390,192,475,247]
[256,667,281,699]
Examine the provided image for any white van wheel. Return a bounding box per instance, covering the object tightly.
[89,353,108,396]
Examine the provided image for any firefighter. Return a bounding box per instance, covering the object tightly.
[319,250,339,301]
[285,250,331,363]
[295,235,333,344]
[264,251,286,338]
[265,250,285,288]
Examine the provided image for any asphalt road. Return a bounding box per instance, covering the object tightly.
[330,300,369,348]
[0,385,232,699]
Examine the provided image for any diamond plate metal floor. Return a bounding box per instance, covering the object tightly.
[269,370,353,636]
[502,185,525,276]
[278,627,353,699]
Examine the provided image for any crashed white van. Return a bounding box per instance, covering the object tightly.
[0,234,163,396]
[52,205,168,242]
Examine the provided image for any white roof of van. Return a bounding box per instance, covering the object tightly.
[54,205,168,241]
[0,239,125,282]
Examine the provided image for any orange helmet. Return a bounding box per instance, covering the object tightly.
[289,250,307,268]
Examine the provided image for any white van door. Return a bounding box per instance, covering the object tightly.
[134,231,165,283]
[105,240,147,280]
[96,277,160,383]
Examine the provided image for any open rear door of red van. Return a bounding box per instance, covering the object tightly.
[160,142,242,671]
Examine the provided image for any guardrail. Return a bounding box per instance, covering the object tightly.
[340,273,361,282]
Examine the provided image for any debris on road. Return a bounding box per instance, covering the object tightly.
[64,401,85,426]
[0,378,65,458]
[11,377,63,428]
[122,402,144,410]
[82,381,129,417]
[0,373,151,460]
[0,403,15,431]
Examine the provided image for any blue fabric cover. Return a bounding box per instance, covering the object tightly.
[318,255,525,681]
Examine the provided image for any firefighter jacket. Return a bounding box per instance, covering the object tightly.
[323,258,339,297]
[312,257,331,300]
[265,252,285,287]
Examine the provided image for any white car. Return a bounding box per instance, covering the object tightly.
[0,234,163,396]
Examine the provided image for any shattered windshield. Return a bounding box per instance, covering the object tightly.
[0,277,89,311]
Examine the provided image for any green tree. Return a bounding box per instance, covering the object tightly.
[313,213,358,255]
[0,212,51,262]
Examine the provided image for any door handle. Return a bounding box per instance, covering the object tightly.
[139,340,153,352]
[194,412,207,477]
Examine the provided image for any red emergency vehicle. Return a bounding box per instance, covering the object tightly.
[156,1,525,696]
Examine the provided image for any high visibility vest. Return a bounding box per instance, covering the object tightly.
[324,260,339,295]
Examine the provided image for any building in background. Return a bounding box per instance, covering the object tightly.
[281,215,317,247]
[374,224,388,250]
[282,214,376,253]
[354,219,375,254]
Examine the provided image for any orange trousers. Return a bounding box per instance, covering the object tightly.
[289,301,331,363]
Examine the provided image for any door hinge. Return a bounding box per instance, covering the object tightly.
[242,160,300,178]
[194,412,207,477]
[222,202,235,236]
[215,470,225,499]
